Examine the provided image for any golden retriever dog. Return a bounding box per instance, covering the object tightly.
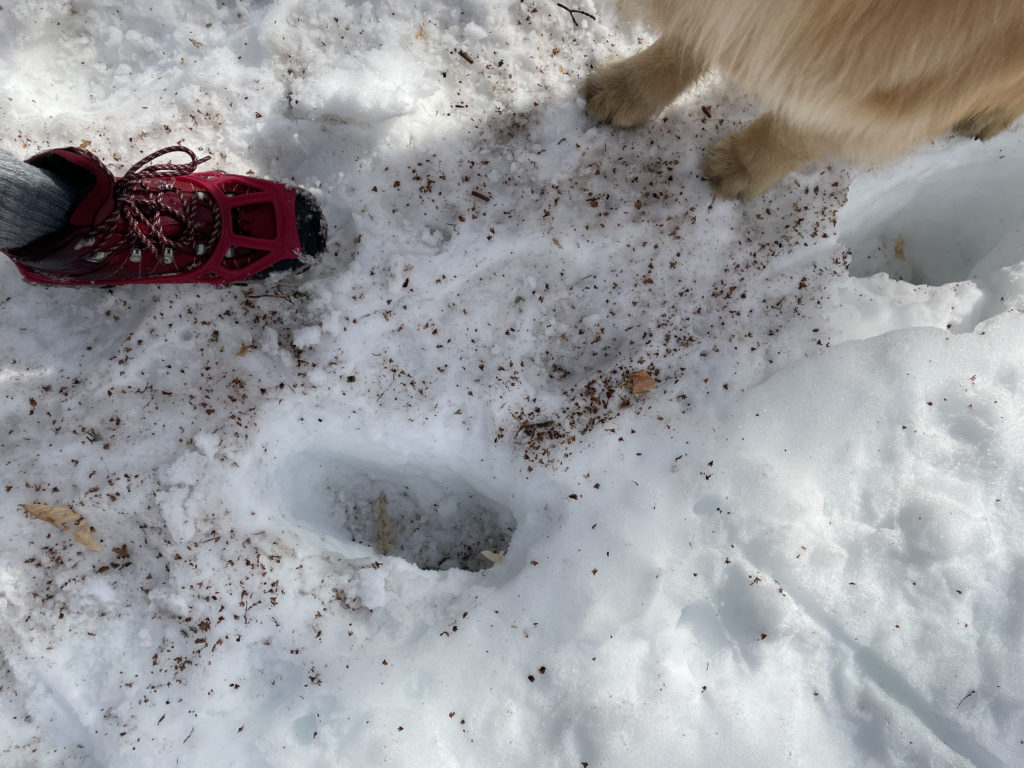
[583,0,1024,198]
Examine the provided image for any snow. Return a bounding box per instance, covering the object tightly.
[1,1,1023,766]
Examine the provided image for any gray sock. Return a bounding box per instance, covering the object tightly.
[0,147,80,250]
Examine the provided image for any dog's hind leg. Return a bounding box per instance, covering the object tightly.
[953,107,1021,140]
[583,37,705,128]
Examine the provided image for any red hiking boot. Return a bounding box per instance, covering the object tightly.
[4,146,328,286]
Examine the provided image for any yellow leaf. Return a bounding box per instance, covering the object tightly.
[373,494,395,556]
[20,503,102,552]
[481,550,505,564]
[894,236,906,260]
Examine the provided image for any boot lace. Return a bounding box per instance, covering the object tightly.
[90,146,222,264]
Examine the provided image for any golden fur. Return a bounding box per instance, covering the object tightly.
[583,0,1024,198]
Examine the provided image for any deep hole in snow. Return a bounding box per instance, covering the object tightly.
[278,451,517,571]
[839,154,1024,286]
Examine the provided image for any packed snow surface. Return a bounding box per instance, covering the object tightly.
[1,2,1023,766]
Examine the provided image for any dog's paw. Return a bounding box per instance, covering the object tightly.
[582,62,662,128]
[701,121,809,200]
[701,133,767,200]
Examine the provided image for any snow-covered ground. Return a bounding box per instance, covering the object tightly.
[2,1,1023,766]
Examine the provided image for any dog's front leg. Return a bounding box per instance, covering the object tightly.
[583,36,705,128]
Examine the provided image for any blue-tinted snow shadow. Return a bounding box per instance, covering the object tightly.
[839,138,1024,287]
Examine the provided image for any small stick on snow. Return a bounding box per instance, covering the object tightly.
[556,3,596,26]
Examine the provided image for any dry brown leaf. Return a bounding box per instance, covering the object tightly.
[236,344,252,356]
[20,503,102,552]
[629,371,656,394]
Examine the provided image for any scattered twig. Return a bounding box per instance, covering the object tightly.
[557,3,596,26]
[471,190,491,202]
[458,50,474,64]
[570,273,597,289]
[243,290,296,304]
[516,420,556,437]
[376,371,397,402]
[373,494,395,556]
